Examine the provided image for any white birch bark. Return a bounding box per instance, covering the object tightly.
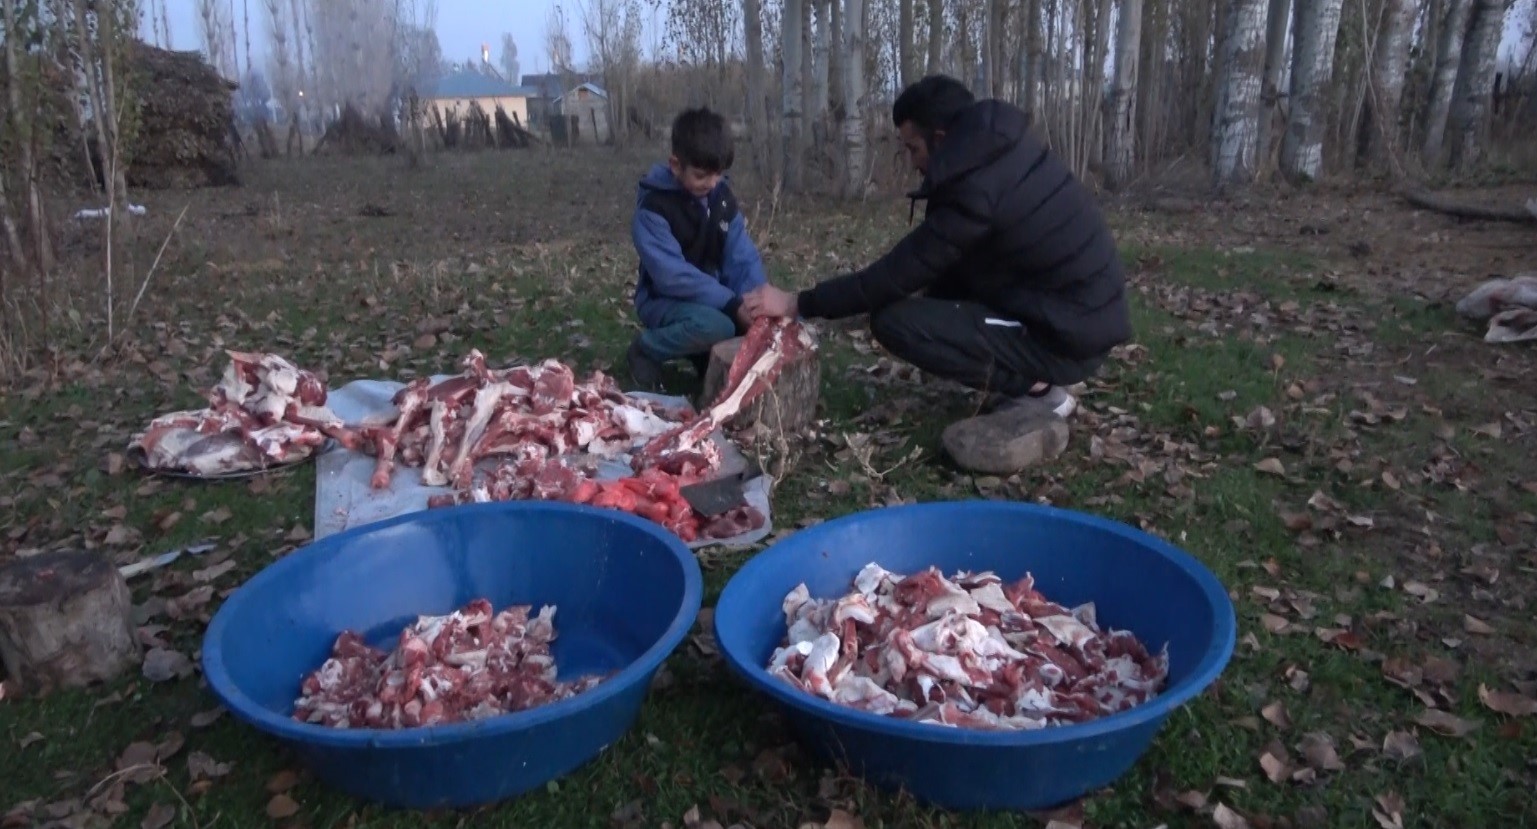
[1255,0,1292,175]
[926,0,944,74]
[1361,0,1417,168]
[743,0,773,182]
[1103,0,1143,189]
[842,0,868,197]
[812,0,831,123]
[900,0,916,86]
[782,0,806,191]
[1447,0,1509,169]
[1278,0,1344,181]
[1210,0,1270,187]
[1421,0,1473,163]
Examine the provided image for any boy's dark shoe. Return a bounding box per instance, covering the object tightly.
[688,352,710,377]
[627,337,664,392]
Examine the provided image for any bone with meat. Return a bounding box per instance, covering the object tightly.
[767,563,1169,731]
[129,351,362,476]
[293,598,609,729]
[632,317,816,474]
[358,350,686,491]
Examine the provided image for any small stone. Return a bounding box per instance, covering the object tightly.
[941,411,1070,475]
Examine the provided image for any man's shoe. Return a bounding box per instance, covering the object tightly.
[984,385,1078,419]
[941,407,1071,475]
[626,338,664,392]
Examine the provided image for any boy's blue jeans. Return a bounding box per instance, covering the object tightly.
[636,302,740,363]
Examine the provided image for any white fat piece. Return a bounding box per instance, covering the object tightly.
[969,582,1016,615]
[1037,614,1099,651]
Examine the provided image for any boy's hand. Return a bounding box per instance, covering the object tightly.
[743,285,798,319]
[734,304,754,329]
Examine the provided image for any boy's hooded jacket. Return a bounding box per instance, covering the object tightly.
[632,163,767,328]
[794,99,1132,362]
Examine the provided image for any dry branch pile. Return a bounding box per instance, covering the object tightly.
[120,41,240,189]
[315,103,400,155]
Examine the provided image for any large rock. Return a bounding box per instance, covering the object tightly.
[941,409,1071,474]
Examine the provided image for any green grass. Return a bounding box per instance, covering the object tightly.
[3,151,1534,829]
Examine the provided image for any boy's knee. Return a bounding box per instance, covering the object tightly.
[685,308,738,345]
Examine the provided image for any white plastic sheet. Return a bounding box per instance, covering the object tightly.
[312,377,773,549]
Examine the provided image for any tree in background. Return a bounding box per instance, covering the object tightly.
[501,33,521,82]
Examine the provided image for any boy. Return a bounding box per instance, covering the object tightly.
[627,107,768,391]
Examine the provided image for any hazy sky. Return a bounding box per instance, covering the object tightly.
[145,0,618,79]
[147,0,1530,78]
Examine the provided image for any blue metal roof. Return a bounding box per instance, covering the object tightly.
[425,71,535,99]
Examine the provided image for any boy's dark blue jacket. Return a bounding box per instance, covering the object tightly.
[631,162,767,329]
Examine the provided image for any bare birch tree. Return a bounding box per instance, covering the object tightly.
[843,0,869,196]
[926,0,944,74]
[1255,0,1292,176]
[742,0,773,181]
[1211,0,1270,187]
[899,0,916,85]
[1359,0,1417,169]
[782,0,808,190]
[1446,0,1508,169]
[1103,0,1143,189]
[1421,0,1473,163]
[1279,0,1344,181]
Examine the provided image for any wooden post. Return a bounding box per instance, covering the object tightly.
[699,335,821,438]
[0,550,141,697]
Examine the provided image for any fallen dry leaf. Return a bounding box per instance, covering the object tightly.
[1412,709,1479,737]
[1372,792,1406,829]
[1176,789,1209,810]
[266,770,300,794]
[1298,732,1345,771]
[18,732,44,748]
[822,809,865,829]
[1259,750,1290,783]
[1254,457,1286,476]
[266,793,299,820]
[140,802,176,829]
[1261,700,1291,729]
[1381,730,1421,761]
[1260,613,1290,634]
[1402,581,1438,603]
[189,707,225,728]
[142,648,195,682]
[1463,615,1496,635]
[187,751,232,780]
[1477,684,1537,716]
[1212,803,1252,829]
[200,506,232,525]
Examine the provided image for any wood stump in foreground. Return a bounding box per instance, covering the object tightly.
[699,335,822,438]
[0,550,140,697]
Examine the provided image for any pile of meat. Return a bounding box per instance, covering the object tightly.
[381,318,815,542]
[357,350,682,491]
[293,598,606,729]
[128,351,362,476]
[767,563,1170,731]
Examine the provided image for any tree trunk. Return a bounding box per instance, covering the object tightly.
[801,0,816,175]
[1103,0,1143,189]
[782,0,806,191]
[1446,0,1507,170]
[1278,0,1344,182]
[986,0,1008,97]
[743,0,773,183]
[700,336,822,436]
[1358,0,1417,170]
[812,0,831,125]
[1420,0,1473,164]
[1255,0,1292,178]
[1210,0,1270,188]
[843,0,869,197]
[926,0,944,74]
[900,0,916,86]
[1025,0,1044,121]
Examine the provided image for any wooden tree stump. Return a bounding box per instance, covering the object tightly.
[699,335,822,437]
[0,550,140,697]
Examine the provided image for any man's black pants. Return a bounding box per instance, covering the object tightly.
[869,298,1103,397]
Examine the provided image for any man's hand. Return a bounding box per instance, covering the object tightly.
[733,304,754,330]
[742,285,798,319]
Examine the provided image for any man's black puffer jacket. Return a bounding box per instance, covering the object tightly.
[795,99,1132,362]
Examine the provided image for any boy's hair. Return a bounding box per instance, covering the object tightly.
[670,107,734,173]
[892,75,976,143]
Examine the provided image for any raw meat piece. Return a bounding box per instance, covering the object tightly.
[767,563,1169,731]
[292,598,609,729]
[426,456,765,543]
[633,317,815,474]
[129,351,361,475]
[360,350,688,490]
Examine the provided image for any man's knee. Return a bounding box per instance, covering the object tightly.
[870,299,926,353]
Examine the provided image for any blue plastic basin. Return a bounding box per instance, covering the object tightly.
[714,500,1236,812]
[201,501,703,810]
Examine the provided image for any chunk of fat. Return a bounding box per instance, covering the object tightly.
[803,632,841,680]
[1036,614,1099,651]
[853,563,897,596]
[609,403,677,441]
[768,640,814,672]
[969,582,1016,615]
[832,593,877,626]
[830,675,906,715]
